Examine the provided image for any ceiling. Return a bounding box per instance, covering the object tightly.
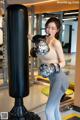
[7,0,57,4]
[0,0,79,15]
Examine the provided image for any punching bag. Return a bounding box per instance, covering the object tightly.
[7,5,29,98]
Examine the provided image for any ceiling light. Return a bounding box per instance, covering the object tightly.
[64,12,79,15]
[24,0,57,6]
[63,17,77,21]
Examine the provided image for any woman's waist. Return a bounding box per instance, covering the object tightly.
[40,59,58,65]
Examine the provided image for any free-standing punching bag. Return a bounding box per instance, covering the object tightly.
[7,4,29,98]
[7,4,29,118]
[7,4,40,120]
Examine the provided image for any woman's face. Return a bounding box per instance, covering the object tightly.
[45,22,58,37]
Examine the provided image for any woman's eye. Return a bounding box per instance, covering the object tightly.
[47,27,57,30]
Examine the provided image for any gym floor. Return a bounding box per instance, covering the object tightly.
[0,83,80,120]
[0,53,79,120]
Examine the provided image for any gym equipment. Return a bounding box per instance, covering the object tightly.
[63,113,80,120]
[32,35,50,56]
[36,40,50,55]
[35,75,49,83]
[39,63,60,78]
[39,63,53,77]
[69,81,75,91]
[32,35,46,44]
[30,47,37,58]
[50,63,60,72]
[7,4,40,120]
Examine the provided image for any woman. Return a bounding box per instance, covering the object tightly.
[38,17,69,120]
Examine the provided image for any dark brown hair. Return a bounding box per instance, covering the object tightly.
[45,17,61,39]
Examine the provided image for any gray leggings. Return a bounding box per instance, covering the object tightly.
[45,70,69,120]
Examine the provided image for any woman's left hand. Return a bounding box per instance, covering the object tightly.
[46,35,57,45]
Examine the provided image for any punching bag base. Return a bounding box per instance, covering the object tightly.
[8,112,41,120]
[8,98,41,120]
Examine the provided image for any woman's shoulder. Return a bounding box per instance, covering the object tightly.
[52,39,61,47]
[55,39,61,46]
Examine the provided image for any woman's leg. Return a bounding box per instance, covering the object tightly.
[45,80,64,120]
[54,101,62,120]
[45,75,56,120]
[45,71,69,120]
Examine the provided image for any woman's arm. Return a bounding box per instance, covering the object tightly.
[54,40,65,68]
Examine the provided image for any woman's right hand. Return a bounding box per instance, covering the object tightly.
[27,34,33,40]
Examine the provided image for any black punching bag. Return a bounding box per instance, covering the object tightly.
[7,5,29,98]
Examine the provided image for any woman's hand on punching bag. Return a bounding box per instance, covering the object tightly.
[27,34,34,40]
